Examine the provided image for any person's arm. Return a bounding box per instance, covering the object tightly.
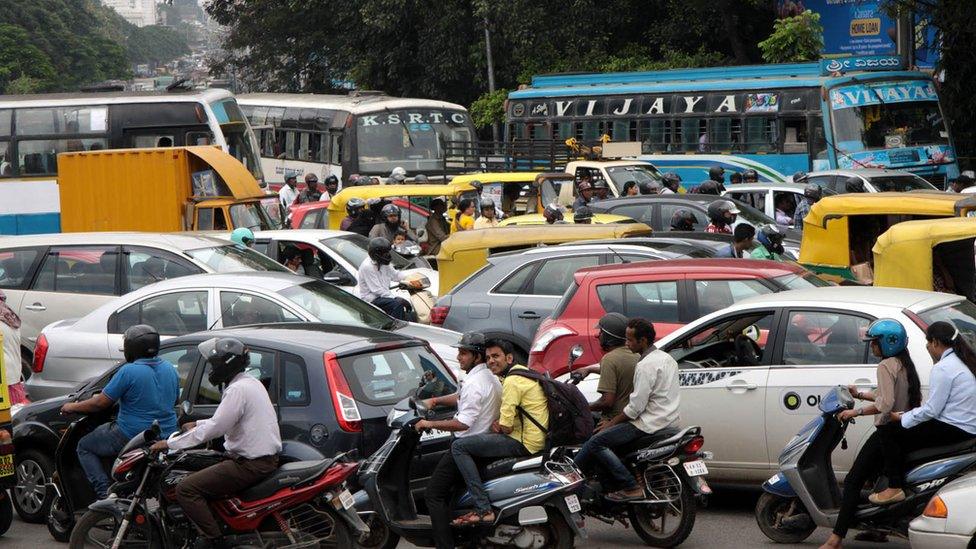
[622,360,656,421]
[419,387,475,433]
[61,393,114,414]
[494,379,519,435]
[165,385,244,451]
[902,366,951,428]
[591,360,617,412]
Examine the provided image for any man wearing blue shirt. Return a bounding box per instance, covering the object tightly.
[716,224,756,259]
[61,325,180,499]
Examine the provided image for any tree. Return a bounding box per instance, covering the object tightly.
[758,10,824,63]
[469,89,508,129]
[0,23,56,93]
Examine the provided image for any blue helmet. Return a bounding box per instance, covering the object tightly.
[862,318,908,358]
[230,227,255,248]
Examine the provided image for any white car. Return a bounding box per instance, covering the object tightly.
[801,168,939,193]
[561,286,976,484]
[909,472,976,548]
[26,271,460,400]
[723,182,836,227]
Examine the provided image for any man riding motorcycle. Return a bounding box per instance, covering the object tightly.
[151,337,282,549]
[357,237,422,320]
[751,224,786,260]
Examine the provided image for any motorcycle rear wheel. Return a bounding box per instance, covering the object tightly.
[352,513,400,549]
[46,494,74,542]
[629,482,696,547]
[755,492,815,543]
[68,509,158,549]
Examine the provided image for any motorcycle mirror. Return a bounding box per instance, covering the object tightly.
[181,400,193,416]
[569,345,584,363]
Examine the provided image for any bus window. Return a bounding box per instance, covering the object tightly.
[331,133,342,165]
[530,123,548,140]
[0,142,11,176]
[132,134,176,148]
[18,138,109,174]
[579,121,601,141]
[744,117,776,153]
[708,118,736,151]
[555,122,573,140]
[810,117,828,162]
[0,109,11,136]
[782,118,808,154]
[677,118,706,152]
[186,131,212,146]
[639,119,671,153]
[16,106,107,135]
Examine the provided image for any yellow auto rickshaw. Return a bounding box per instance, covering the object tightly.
[798,192,976,281]
[873,217,976,301]
[0,331,14,534]
[449,172,574,218]
[327,180,483,232]
[436,223,653,293]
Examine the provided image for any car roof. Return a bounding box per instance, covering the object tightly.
[805,168,919,178]
[567,160,654,168]
[0,232,229,250]
[573,258,806,280]
[592,194,732,206]
[735,286,960,312]
[488,243,680,263]
[173,322,421,357]
[724,183,809,192]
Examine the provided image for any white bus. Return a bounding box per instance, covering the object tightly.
[237,92,477,186]
[0,88,264,235]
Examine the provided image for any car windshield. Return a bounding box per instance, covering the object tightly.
[605,165,662,194]
[869,175,935,192]
[339,345,457,406]
[919,300,976,334]
[355,109,474,174]
[186,245,289,273]
[278,279,393,330]
[773,272,832,290]
[320,234,412,270]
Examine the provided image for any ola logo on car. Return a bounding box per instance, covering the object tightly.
[784,392,801,411]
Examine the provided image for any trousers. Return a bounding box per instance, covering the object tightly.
[77,422,130,499]
[371,296,411,321]
[425,451,463,549]
[175,455,278,539]
[574,422,643,491]
[452,433,529,513]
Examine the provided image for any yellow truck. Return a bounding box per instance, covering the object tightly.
[57,146,282,233]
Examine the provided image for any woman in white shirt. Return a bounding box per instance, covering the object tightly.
[0,290,26,405]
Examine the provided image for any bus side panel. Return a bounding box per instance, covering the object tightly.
[57,149,188,232]
[637,153,808,186]
[0,179,62,235]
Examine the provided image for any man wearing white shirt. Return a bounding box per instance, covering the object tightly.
[416,332,502,549]
[151,338,282,548]
[278,173,299,209]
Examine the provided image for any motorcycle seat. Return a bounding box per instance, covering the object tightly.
[905,438,976,466]
[481,454,544,481]
[239,458,335,501]
[614,427,683,458]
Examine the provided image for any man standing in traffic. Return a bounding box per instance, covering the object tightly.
[321,175,340,201]
[450,339,549,525]
[573,313,638,426]
[574,318,680,501]
[151,337,281,549]
[278,172,299,209]
[793,183,823,232]
[473,199,500,229]
[296,174,322,203]
[62,325,179,500]
[716,224,756,258]
[417,333,502,549]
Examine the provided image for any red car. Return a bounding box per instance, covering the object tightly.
[528,259,829,377]
[290,199,430,231]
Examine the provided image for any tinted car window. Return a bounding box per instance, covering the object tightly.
[339,346,456,405]
[660,204,705,231]
[609,204,652,224]
[158,345,201,391]
[695,279,770,316]
[529,256,601,296]
[186,244,289,273]
[219,291,302,327]
[111,291,209,336]
[805,175,837,194]
[196,348,276,405]
[782,311,871,365]
[33,247,119,295]
[124,249,199,292]
[494,263,536,294]
[596,280,679,321]
[0,248,40,289]
[870,175,934,192]
[281,353,310,405]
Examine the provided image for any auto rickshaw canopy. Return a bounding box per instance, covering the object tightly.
[873,217,976,295]
[436,223,653,292]
[326,181,481,230]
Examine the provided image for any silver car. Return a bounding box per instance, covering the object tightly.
[27,271,460,400]
[0,232,287,378]
[909,472,976,548]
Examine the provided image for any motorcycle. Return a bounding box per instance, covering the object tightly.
[757,385,976,543]
[396,273,435,325]
[564,345,711,547]
[353,396,586,549]
[68,422,369,549]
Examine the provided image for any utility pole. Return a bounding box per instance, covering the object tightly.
[483,15,499,144]
[896,1,916,68]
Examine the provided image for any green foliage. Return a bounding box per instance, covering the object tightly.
[0,23,56,92]
[469,89,509,129]
[758,9,824,63]
[126,25,191,65]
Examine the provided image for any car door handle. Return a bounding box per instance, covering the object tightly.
[517,312,540,320]
[726,380,757,391]
[24,303,46,311]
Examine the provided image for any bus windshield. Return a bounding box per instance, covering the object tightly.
[355,109,474,174]
[829,80,949,153]
[209,99,265,182]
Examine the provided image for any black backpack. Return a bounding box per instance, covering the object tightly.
[507,368,594,448]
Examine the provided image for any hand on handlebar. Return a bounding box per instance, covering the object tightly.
[837,409,859,422]
[414,419,432,433]
[149,440,169,453]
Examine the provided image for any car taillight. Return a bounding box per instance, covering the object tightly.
[903,308,929,331]
[683,436,705,454]
[33,334,48,373]
[430,306,449,326]
[529,326,576,353]
[324,352,362,432]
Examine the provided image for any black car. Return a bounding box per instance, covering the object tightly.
[12,322,457,524]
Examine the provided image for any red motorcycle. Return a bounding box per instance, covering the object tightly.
[68,423,368,548]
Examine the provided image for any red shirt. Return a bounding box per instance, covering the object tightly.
[705,223,732,234]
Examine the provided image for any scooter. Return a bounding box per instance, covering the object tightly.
[397,273,435,324]
[757,385,976,543]
[354,396,586,549]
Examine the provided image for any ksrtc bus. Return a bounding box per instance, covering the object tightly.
[506,59,959,188]
[0,88,264,235]
[238,92,477,186]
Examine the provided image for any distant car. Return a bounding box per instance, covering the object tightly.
[0,232,287,377]
[12,323,458,525]
[26,271,460,400]
[497,213,640,226]
[723,182,838,227]
[909,472,976,548]
[529,259,829,376]
[432,243,690,363]
[801,168,939,193]
[290,198,430,232]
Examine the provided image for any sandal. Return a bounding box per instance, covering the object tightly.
[451,510,495,526]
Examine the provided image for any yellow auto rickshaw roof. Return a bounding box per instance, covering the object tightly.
[436,223,652,259]
[873,217,976,290]
[498,213,638,226]
[328,182,480,211]
[803,192,966,229]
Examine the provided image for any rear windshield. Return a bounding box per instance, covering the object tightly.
[551,281,579,319]
[186,245,289,273]
[870,175,934,192]
[339,345,457,405]
[773,272,832,290]
[919,300,976,334]
[278,279,393,330]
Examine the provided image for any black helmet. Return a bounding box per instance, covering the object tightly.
[123,324,160,363]
[696,180,721,195]
[707,199,740,225]
[381,203,400,222]
[324,174,339,186]
[573,206,594,223]
[543,203,564,224]
[367,237,393,265]
[743,169,759,182]
[639,180,662,195]
[596,312,628,341]
[662,172,682,191]
[844,176,866,193]
[708,166,725,182]
[346,197,366,216]
[414,174,429,183]
[757,223,785,254]
[455,332,487,358]
[200,337,249,387]
[480,198,496,212]
[803,183,823,201]
[792,171,808,183]
[670,209,696,231]
[730,172,743,184]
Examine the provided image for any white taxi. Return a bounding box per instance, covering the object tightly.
[565,286,976,485]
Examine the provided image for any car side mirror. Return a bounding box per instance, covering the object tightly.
[181,400,193,416]
[323,269,355,286]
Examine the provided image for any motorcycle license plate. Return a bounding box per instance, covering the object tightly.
[564,494,582,513]
[333,489,355,510]
[0,454,12,478]
[420,429,450,442]
[683,460,708,477]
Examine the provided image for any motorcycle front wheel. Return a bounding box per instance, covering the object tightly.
[352,513,400,549]
[755,492,815,543]
[68,509,158,549]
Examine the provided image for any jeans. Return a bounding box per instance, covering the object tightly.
[77,422,130,499]
[372,296,410,321]
[574,422,642,492]
[452,433,529,513]
[425,452,463,549]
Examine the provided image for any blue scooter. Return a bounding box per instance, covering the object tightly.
[756,386,976,543]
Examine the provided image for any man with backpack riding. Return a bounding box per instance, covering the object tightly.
[574,318,681,502]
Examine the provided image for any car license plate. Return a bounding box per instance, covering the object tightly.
[335,489,355,510]
[683,460,708,477]
[564,494,581,513]
[0,454,12,478]
[420,429,450,442]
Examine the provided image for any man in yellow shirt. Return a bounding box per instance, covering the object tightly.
[450,339,548,525]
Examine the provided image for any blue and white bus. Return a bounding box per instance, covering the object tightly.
[506,58,959,188]
[0,88,264,235]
